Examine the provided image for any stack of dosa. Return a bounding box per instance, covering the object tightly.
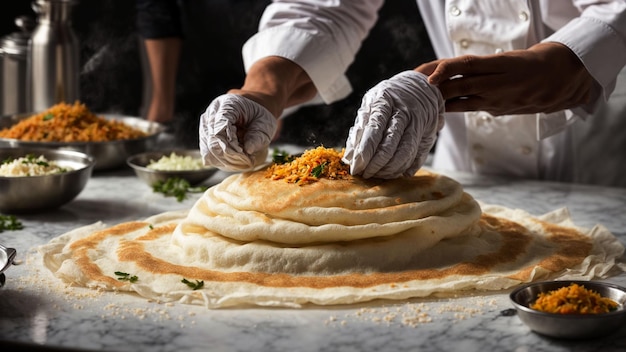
[39,168,624,308]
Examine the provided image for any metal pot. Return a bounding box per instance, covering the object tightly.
[0,16,35,116]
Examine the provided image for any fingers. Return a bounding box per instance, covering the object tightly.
[415,60,441,76]
[373,117,419,179]
[199,94,277,171]
[428,46,595,115]
[346,99,390,176]
[360,109,412,179]
[436,72,506,101]
[427,55,504,85]
[345,70,444,179]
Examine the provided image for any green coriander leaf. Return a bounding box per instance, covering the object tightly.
[0,215,24,233]
[152,177,208,202]
[43,113,54,121]
[181,278,204,290]
[187,186,208,194]
[271,148,295,164]
[311,162,327,178]
[115,271,138,283]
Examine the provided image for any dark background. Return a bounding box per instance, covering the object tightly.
[1,0,435,149]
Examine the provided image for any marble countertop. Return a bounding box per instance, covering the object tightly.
[1,149,625,352]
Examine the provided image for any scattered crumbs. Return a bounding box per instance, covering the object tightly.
[12,249,201,327]
[324,296,501,328]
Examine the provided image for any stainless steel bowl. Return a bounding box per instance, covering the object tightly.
[0,112,165,170]
[0,147,95,213]
[0,243,16,275]
[510,280,626,339]
[127,149,217,186]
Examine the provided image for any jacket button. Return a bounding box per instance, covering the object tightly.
[519,11,529,21]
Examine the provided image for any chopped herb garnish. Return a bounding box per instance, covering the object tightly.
[271,148,296,164]
[152,177,207,202]
[42,113,54,121]
[148,224,154,229]
[181,278,204,290]
[310,162,327,178]
[0,215,23,232]
[115,271,138,283]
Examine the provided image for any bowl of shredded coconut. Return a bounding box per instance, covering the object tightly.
[127,149,217,187]
[0,147,95,213]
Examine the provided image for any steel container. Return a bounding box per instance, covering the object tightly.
[28,0,79,111]
[0,16,35,115]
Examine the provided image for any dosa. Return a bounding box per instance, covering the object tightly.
[39,151,624,308]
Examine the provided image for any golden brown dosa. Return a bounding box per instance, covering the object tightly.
[38,170,624,308]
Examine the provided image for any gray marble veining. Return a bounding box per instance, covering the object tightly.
[0,152,625,352]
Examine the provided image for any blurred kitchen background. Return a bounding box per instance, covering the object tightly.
[1,0,435,149]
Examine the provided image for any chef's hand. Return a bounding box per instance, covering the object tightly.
[199,94,278,172]
[199,57,317,172]
[343,70,444,179]
[419,42,594,115]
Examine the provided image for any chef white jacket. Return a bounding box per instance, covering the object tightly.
[242,0,626,185]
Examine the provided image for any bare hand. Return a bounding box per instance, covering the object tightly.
[417,42,594,115]
[228,56,317,118]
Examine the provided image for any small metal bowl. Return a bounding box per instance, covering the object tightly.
[0,147,95,213]
[0,112,165,170]
[510,280,626,339]
[0,243,16,275]
[0,243,16,289]
[127,149,217,186]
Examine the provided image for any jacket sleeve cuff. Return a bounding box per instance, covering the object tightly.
[242,26,353,104]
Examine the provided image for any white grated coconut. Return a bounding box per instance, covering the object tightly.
[147,152,205,171]
[0,154,71,177]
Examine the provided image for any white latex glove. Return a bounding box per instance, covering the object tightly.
[343,70,445,179]
[199,94,278,172]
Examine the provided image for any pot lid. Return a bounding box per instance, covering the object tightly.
[0,16,36,56]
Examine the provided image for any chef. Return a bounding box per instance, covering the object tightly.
[199,0,626,185]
